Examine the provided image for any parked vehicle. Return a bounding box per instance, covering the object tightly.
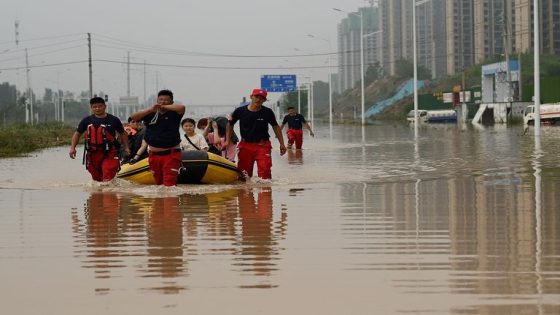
[407,109,456,123]
[523,103,560,125]
[406,110,428,123]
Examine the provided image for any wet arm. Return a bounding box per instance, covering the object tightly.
[304,122,315,136]
[224,122,234,147]
[163,104,185,115]
[120,132,130,155]
[272,125,286,155]
[69,131,82,159]
[130,106,157,122]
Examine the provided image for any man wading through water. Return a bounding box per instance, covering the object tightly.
[225,88,286,180]
[69,97,130,182]
[130,90,185,186]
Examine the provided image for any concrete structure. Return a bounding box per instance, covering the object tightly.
[336,6,378,93]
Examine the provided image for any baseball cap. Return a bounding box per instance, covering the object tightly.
[251,88,268,99]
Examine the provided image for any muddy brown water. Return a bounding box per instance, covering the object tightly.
[1,123,559,314]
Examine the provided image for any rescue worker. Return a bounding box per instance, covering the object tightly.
[69,97,130,182]
[225,88,286,180]
[280,106,314,149]
[130,89,185,186]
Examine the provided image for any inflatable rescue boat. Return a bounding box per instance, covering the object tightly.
[117,150,240,185]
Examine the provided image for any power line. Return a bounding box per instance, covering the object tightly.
[0,33,84,46]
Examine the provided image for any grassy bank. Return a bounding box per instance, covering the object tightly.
[0,122,75,158]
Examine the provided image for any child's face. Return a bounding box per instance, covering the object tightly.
[182,122,195,134]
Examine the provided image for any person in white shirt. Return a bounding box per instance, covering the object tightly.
[180,118,209,151]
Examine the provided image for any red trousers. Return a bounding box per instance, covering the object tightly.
[237,140,272,180]
[86,149,120,182]
[287,128,304,149]
[148,150,182,186]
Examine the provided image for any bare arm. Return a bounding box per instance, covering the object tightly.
[304,122,314,137]
[161,104,185,115]
[202,121,210,138]
[130,105,157,122]
[69,131,82,159]
[224,121,234,147]
[129,139,148,163]
[272,125,286,156]
[119,132,130,156]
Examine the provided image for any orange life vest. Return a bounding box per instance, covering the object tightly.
[84,123,116,151]
[124,125,137,136]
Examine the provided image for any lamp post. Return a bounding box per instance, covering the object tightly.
[307,34,333,126]
[334,7,365,144]
[413,0,431,132]
[295,48,315,127]
[533,0,541,137]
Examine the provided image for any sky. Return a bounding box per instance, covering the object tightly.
[0,0,370,106]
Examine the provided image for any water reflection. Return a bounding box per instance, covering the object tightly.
[72,188,287,293]
[235,187,287,288]
[287,149,303,165]
[339,168,560,312]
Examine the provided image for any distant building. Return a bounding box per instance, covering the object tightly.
[379,0,412,76]
[336,6,379,93]
[446,0,475,74]
[416,0,447,78]
[514,0,560,55]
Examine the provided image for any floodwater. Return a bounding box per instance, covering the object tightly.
[1,122,559,315]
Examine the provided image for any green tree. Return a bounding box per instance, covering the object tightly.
[0,82,24,126]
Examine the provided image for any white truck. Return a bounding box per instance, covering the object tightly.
[407,109,457,124]
[523,103,560,125]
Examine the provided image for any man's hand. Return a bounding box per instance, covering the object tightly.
[279,144,287,156]
[310,131,315,137]
[69,147,77,159]
[151,103,162,113]
[123,147,131,157]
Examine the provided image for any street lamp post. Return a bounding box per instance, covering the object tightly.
[307,34,333,126]
[334,7,365,143]
[533,0,541,137]
[295,48,315,127]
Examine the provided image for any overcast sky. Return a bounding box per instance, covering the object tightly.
[0,0,370,106]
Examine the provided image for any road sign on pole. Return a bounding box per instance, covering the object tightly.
[260,75,297,92]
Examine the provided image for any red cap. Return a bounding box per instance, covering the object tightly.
[251,88,268,99]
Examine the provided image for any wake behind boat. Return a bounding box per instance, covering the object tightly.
[117,150,240,185]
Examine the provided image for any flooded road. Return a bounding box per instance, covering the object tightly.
[1,123,559,314]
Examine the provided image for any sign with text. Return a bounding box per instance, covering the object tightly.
[260,75,297,92]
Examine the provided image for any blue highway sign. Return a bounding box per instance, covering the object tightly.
[260,75,297,92]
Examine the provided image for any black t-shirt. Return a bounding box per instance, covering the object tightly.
[130,128,147,158]
[230,105,278,142]
[76,114,124,136]
[142,110,183,148]
[282,113,306,130]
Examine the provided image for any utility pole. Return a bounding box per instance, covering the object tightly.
[25,48,33,125]
[127,51,131,97]
[88,33,93,99]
